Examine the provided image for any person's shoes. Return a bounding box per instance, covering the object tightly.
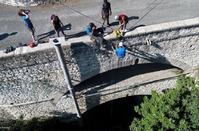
[34,40,38,45]
[64,35,69,40]
[124,29,128,32]
[107,24,111,27]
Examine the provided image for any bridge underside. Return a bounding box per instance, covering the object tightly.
[75,63,180,113]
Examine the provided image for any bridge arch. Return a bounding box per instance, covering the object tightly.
[75,63,180,113]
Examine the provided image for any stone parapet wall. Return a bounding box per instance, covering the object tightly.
[0,17,199,119]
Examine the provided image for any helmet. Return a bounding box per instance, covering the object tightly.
[115,15,119,20]
[119,42,123,47]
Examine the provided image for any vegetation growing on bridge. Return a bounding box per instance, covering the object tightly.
[130,75,199,131]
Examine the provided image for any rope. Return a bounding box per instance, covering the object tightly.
[133,0,164,26]
[19,0,164,37]
[64,4,103,25]
[62,3,114,31]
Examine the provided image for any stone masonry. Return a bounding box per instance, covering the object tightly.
[0,17,199,120]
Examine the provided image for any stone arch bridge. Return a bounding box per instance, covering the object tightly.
[0,18,199,120]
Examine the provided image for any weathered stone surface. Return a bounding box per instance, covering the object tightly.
[0,18,199,120]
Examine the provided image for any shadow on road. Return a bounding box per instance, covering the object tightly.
[68,31,87,38]
[37,23,72,42]
[0,32,18,41]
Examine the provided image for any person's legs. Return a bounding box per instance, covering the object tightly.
[123,23,126,31]
[121,24,124,31]
[101,11,105,26]
[121,22,127,32]
[102,15,106,26]
[60,28,67,37]
[29,27,36,42]
[106,15,110,26]
[56,30,60,37]
[95,37,104,49]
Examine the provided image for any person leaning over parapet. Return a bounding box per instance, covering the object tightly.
[85,22,105,49]
[51,14,67,38]
[18,9,36,43]
[114,13,129,35]
[101,0,112,26]
[85,22,104,42]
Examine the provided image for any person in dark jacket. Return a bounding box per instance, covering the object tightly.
[85,22,104,42]
[51,14,67,37]
[101,0,112,26]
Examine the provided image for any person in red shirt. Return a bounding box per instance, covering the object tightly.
[115,14,128,32]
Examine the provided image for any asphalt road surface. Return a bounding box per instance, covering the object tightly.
[1,0,199,50]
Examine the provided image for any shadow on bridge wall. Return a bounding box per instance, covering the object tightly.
[70,42,101,81]
[70,42,102,108]
[122,35,191,71]
[74,63,178,110]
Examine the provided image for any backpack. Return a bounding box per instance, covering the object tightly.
[113,28,123,39]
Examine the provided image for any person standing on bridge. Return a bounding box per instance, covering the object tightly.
[51,14,67,38]
[18,9,36,43]
[101,0,112,27]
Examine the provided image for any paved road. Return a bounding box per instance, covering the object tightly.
[0,0,199,50]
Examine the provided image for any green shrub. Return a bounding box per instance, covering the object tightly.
[130,75,199,131]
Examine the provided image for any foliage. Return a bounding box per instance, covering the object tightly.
[130,75,199,131]
[0,117,79,131]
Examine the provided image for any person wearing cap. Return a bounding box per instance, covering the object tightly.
[51,14,67,38]
[114,14,129,33]
[115,42,126,58]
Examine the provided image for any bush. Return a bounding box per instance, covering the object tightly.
[130,75,199,131]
